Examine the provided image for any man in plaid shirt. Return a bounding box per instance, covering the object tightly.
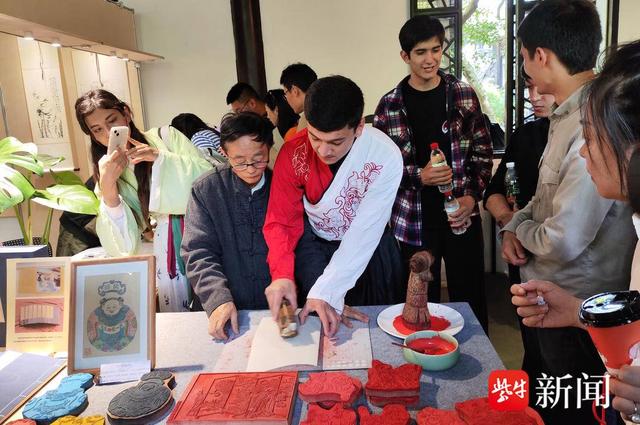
[374,15,492,332]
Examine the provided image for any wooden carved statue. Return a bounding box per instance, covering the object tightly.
[402,251,435,330]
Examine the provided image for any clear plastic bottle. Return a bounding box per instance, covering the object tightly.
[430,142,453,193]
[505,162,520,210]
[443,191,471,235]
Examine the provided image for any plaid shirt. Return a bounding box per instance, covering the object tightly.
[373,72,493,246]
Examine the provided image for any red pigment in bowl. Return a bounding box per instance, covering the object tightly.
[407,336,456,355]
[393,315,451,335]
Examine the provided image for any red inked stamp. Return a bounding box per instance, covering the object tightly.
[488,370,529,411]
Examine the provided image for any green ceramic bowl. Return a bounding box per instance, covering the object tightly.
[403,330,460,371]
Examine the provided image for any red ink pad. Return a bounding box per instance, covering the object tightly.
[393,315,450,334]
[407,336,456,355]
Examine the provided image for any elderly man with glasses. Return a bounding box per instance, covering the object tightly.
[181,112,275,340]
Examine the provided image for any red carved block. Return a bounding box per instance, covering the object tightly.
[300,404,356,425]
[167,372,297,424]
[364,360,421,406]
[5,420,37,425]
[298,372,362,408]
[416,407,465,425]
[455,398,537,425]
[366,395,420,407]
[357,404,411,425]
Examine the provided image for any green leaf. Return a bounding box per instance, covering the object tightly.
[37,154,64,169]
[50,170,84,186]
[32,184,99,215]
[0,163,36,212]
[0,137,43,175]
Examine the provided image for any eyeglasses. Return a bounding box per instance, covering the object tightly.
[230,160,269,171]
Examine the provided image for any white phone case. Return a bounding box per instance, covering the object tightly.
[107,126,130,154]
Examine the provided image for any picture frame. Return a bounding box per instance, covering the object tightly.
[5,257,71,355]
[68,255,155,374]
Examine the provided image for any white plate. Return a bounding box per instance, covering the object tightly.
[376,303,464,339]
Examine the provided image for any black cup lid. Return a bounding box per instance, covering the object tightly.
[580,291,640,328]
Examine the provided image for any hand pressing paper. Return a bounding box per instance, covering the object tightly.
[246,316,321,372]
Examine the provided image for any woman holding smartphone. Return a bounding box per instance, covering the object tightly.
[511,40,640,423]
[75,89,212,312]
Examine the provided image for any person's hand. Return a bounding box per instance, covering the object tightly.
[611,365,640,421]
[420,161,453,187]
[510,280,583,328]
[207,301,238,340]
[496,211,514,229]
[98,149,128,207]
[300,298,341,337]
[126,137,158,164]
[448,195,475,227]
[340,305,369,328]
[501,231,528,266]
[265,278,297,320]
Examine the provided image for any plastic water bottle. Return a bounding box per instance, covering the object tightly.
[430,142,453,193]
[443,191,471,235]
[505,162,520,210]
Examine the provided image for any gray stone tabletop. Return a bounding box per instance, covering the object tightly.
[66,303,504,423]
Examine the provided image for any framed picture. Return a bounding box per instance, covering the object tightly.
[69,255,155,374]
[5,257,71,355]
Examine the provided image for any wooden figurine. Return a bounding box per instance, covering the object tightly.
[107,371,175,424]
[402,251,435,330]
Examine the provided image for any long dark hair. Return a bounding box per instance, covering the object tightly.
[265,89,299,138]
[75,89,151,228]
[170,113,219,140]
[583,40,640,208]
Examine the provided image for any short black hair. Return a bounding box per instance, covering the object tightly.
[518,0,602,75]
[265,89,299,138]
[305,76,364,132]
[521,64,532,84]
[279,63,318,92]
[226,82,261,105]
[583,40,640,210]
[399,15,445,54]
[171,113,217,139]
[219,112,274,149]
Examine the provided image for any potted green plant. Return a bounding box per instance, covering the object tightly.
[0,136,99,246]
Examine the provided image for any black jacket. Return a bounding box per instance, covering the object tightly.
[181,165,271,315]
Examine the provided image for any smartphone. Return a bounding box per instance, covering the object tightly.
[107,126,130,154]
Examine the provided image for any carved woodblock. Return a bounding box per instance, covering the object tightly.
[455,398,537,425]
[298,372,362,408]
[357,404,411,425]
[364,360,421,407]
[51,415,105,425]
[416,407,465,425]
[167,372,297,424]
[22,388,88,423]
[300,404,356,425]
[107,371,175,424]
